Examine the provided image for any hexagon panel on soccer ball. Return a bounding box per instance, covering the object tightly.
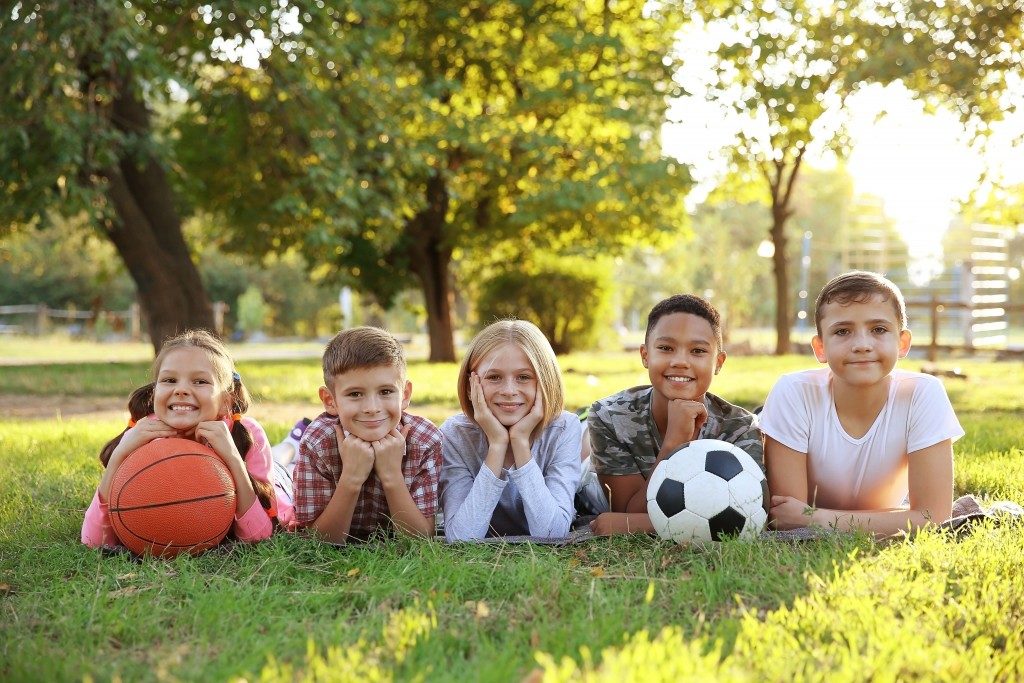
[681,471,731,519]
[666,509,712,544]
[647,498,672,538]
[662,447,707,484]
[728,471,768,518]
[742,507,768,539]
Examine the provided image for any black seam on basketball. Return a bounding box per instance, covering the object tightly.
[110,491,231,513]
[111,451,229,511]
[112,513,234,548]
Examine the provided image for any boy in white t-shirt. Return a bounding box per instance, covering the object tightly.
[760,271,964,536]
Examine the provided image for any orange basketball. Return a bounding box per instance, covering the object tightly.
[109,437,237,558]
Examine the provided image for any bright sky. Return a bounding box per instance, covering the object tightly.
[661,26,1024,282]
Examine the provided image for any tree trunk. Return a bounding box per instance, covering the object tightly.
[764,152,806,356]
[770,212,792,355]
[405,174,457,362]
[100,71,215,352]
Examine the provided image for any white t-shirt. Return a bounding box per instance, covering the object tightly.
[759,368,964,511]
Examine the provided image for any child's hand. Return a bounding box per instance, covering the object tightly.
[371,425,411,488]
[769,495,818,530]
[589,512,630,536]
[111,417,179,464]
[662,399,708,453]
[99,417,178,501]
[509,393,544,444]
[470,373,509,448]
[337,424,375,486]
[195,420,243,465]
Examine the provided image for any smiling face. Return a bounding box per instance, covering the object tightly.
[153,347,230,435]
[474,343,538,427]
[641,312,725,403]
[812,293,912,388]
[321,364,412,441]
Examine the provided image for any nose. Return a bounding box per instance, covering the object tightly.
[851,330,872,351]
[499,377,517,395]
[364,394,382,413]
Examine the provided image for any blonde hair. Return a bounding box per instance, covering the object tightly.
[321,326,406,389]
[457,320,564,436]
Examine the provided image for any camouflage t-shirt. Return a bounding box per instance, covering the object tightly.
[587,385,763,478]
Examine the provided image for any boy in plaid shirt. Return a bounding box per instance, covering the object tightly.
[292,327,441,543]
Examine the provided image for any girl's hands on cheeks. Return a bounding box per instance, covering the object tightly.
[509,393,544,444]
[470,373,509,448]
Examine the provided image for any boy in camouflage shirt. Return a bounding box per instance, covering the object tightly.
[587,294,762,535]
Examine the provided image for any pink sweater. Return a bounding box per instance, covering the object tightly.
[82,415,296,549]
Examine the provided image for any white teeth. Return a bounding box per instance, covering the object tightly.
[666,376,693,382]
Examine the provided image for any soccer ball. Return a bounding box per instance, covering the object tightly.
[646,439,768,543]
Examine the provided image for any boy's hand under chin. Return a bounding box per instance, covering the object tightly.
[337,424,376,486]
[371,425,411,487]
[662,398,708,454]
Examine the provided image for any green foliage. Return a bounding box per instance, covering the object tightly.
[0,219,135,310]
[687,0,1024,351]
[475,257,613,354]
[236,285,268,336]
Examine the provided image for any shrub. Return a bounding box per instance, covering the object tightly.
[475,257,612,354]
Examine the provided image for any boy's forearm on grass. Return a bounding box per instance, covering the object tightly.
[381,480,435,537]
[310,479,362,544]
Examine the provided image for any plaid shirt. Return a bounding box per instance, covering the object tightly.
[292,411,441,538]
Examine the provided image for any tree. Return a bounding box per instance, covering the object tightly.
[686,0,1024,353]
[301,1,692,361]
[3,2,690,358]
[0,2,409,351]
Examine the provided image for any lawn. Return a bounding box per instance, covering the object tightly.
[1,347,1022,681]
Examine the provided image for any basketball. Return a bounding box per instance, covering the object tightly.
[109,437,237,557]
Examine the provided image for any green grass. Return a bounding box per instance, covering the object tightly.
[1,350,1023,681]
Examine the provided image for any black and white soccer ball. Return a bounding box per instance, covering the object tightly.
[646,439,768,543]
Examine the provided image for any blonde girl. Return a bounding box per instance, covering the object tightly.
[440,320,581,540]
[82,330,295,549]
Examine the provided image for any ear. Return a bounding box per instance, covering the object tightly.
[898,328,912,358]
[401,379,412,411]
[639,344,649,368]
[319,386,338,415]
[714,351,726,375]
[811,335,827,363]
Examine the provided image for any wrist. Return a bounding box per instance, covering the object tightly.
[375,466,404,489]
[338,473,368,490]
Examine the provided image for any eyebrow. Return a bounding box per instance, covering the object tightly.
[828,318,894,328]
[653,335,711,346]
